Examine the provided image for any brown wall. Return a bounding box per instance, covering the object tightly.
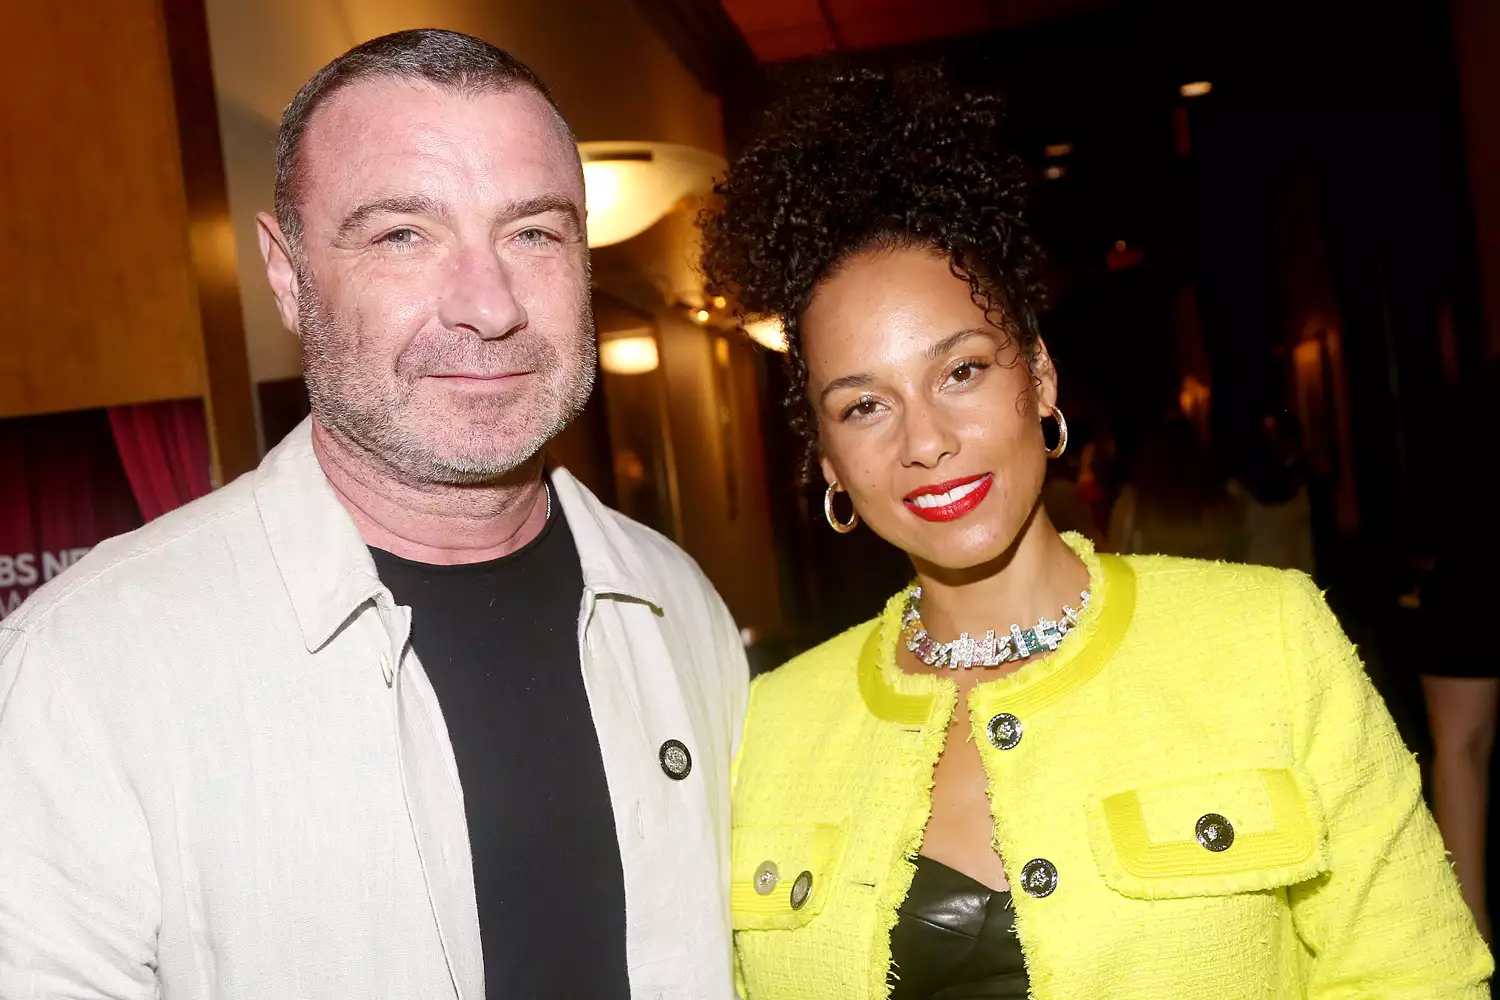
[1,0,204,418]
[656,311,783,633]
[1,0,257,480]
[593,210,785,634]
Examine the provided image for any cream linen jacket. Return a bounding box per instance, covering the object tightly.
[0,419,747,1000]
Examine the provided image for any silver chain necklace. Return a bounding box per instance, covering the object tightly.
[901,588,1090,670]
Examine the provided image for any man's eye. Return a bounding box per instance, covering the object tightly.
[377,228,419,246]
[517,228,558,245]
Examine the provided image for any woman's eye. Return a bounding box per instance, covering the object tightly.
[841,397,882,420]
[946,360,989,385]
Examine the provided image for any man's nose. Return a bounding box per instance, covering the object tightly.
[438,245,527,340]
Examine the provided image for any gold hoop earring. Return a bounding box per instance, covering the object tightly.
[1045,406,1068,459]
[824,481,859,533]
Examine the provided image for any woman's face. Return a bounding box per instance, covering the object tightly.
[804,246,1057,571]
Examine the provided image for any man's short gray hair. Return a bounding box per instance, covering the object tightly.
[273,28,573,252]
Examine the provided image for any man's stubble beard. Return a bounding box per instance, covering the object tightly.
[296,270,598,487]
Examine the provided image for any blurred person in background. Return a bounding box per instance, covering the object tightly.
[1420,555,1497,943]
[1107,414,1242,560]
[1039,418,1103,544]
[1418,358,1500,944]
[1227,410,1317,574]
[0,30,746,1000]
[701,64,1489,999]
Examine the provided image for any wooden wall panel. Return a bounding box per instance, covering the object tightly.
[0,0,205,416]
[0,0,256,482]
[160,0,258,480]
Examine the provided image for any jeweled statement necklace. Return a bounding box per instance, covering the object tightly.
[901,587,1090,670]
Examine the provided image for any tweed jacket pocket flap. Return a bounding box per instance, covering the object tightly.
[731,823,846,931]
[1086,768,1329,900]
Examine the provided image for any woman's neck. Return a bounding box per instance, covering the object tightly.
[909,506,1090,642]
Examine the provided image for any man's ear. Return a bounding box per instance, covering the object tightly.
[257,212,302,335]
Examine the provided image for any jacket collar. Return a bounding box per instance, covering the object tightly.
[254,419,660,653]
[548,466,662,611]
[858,533,1137,723]
[254,420,386,653]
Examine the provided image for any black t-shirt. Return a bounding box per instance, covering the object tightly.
[371,503,630,999]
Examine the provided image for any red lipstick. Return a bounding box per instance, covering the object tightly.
[903,473,994,523]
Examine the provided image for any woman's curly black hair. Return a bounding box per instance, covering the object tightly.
[699,64,1048,483]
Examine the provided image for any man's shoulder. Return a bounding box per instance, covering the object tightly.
[599,503,729,615]
[4,474,263,633]
[551,469,721,608]
[599,505,702,576]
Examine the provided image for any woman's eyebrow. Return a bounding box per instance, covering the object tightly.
[924,328,992,361]
[818,372,875,408]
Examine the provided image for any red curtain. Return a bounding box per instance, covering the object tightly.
[107,399,213,523]
[1,410,145,621]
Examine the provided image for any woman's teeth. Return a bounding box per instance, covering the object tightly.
[910,478,986,509]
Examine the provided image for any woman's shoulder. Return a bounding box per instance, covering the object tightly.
[1118,551,1302,607]
[1111,553,1346,678]
[1114,553,1335,655]
[753,615,882,702]
[740,615,885,756]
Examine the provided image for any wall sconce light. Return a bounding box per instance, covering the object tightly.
[1180,81,1213,98]
[579,142,726,248]
[599,334,660,375]
[1178,374,1211,422]
[1043,142,1074,158]
[742,316,788,353]
[1106,239,1143,271]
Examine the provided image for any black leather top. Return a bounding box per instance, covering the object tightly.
[888,855,1030,999]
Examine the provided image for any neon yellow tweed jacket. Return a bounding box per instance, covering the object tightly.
[730,539,1492,999]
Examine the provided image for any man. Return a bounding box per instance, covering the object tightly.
[0,29,746,999]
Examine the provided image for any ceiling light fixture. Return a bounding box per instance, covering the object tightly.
[1043,143,1074,158]
[1044,165,1066,180]
[599,335,660,375]
[1180,81,1213,98]
[579,142,726,248]
[742,317,788,353]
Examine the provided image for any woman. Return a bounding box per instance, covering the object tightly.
[1108,415,1242,561]
[700,66,1489,999]
[1225,411,1318,574]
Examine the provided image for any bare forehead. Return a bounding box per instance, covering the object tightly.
[297,77,580,204]
[813,248,971,316]
[805,249,986,354]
